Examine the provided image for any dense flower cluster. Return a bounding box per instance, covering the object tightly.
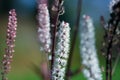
[80,15,102,80]
[1,9,17,80]
[37,3,51,54]
[52,21,70,80]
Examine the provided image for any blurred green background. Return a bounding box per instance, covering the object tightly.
[0,0,120,80]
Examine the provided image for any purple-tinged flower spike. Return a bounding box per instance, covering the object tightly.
[52,21,70,80]
[37,1,51,54]
[109,0,120,12]
[1,9,17,80]
[80,15,102,80]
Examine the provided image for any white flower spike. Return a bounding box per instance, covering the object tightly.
[80,15,102,80]
[52,21,70,80]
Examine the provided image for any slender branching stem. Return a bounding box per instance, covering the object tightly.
[50,0,63,78]
[106,1,120,80]
[51,10,59,70]
[106,19,118,80]
[106,6,120,80]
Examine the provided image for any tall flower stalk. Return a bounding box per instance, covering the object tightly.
[37,0,51,79]
[80,15,102,80]
[102,1,120,80]
[52,21,70,80]
[37,0,51,54]
[1,9,17,80]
